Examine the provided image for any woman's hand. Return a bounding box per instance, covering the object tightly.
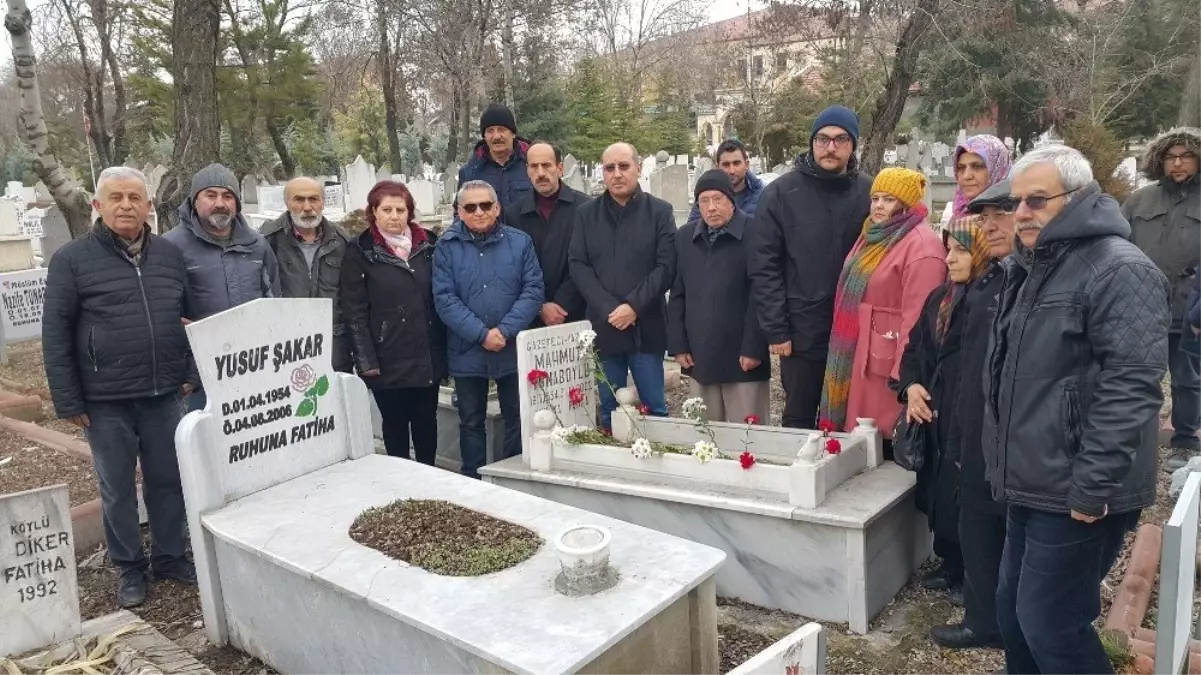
[361,369,381,377]
[906,383,934,424]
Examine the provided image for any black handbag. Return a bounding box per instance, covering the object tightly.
[892,413,928,472]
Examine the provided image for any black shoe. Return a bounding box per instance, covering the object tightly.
[152,559,197,586]
[117,569,148,608]
[921,569,964,591]
[931,623,1004,649]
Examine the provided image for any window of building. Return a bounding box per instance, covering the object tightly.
[753,55,764,77]
[776,51,788,71]
[737,58,747,80]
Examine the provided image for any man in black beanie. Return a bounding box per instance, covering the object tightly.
[669,170,770,423]
[457,103,533,218]
[748,104,873,428]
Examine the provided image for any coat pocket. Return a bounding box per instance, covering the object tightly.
[1061,382,1082,458]
[862,304,901,378]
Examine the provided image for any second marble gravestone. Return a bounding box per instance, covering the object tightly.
[0,485,80,657]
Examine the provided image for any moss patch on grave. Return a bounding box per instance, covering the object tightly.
[348,499,542,576]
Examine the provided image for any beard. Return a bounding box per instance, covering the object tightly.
[292,213,322,230]
[205,212,233,230]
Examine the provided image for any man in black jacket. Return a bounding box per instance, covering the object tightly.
[668,170,769,423]
[569,142,676,430]
[260,177,352,371]
[748,105,872,428]
[983,146,1168,674]
[43,167,199,608]
[511,142,586,327]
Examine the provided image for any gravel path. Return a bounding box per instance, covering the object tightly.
[0,427,97,506]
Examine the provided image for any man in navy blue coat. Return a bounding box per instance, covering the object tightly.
[434,180,544,478]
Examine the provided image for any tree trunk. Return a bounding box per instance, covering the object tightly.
[500,0,516,108]
[858,0,939,176]
[157,0,220,229]
[1179,45,1200,127]
[444,85,460,167]
[265,116,296,177]
[91,0,128,165]
[376,0,402,174]
[4,0,92,238]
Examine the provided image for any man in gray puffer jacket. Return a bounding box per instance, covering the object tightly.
[1122,127,1200,468]
[163,163,279,410]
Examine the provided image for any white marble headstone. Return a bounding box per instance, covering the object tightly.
[20,207,42,238]
[658,164,690,211]
[641,155,657,176]
[241,175,259,205]
[516,321,597,457]
[695,157,714,175]
[184,298,348,502]
[322,184,345,213]
[408,179,437,216]
[0,268,47,343]
[0,201,22,237]
[257,185,285,213]
[344,156,375,212]
[0,485,80,657]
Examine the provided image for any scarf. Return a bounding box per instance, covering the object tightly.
[117,227,147,264]
[819,202,929,429]
[381,227,412,260]
[937,219,991,341]
[951,135,1012,220]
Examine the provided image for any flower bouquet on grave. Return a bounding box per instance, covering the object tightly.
[818,419,842,455]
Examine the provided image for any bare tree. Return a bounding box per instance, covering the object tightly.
[1181,45,1200,126]
[4,0,92,237]
[376,0,403,172]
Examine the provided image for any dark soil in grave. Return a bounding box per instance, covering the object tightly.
[0,427,98,505]
[0,341,86,439]
[349,499,542,576]
[719,622,778,673]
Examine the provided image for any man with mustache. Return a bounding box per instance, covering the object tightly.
[748,105,873,428]
[511,141,587,327]
[163,163,280,411]
[260,177,352,372]
[983,145,1168,674]
[457,103,533,218]
[1121,127,1201,470]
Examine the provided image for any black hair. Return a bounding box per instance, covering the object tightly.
[715,139,748,161]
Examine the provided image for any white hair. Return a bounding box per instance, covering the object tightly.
[1011,145,1094,194]
[96,166,150,196]
[456,180,498,205]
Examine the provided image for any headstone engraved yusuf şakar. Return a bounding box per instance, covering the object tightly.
[0,485,80,657]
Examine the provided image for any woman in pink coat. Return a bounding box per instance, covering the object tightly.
[819,168,946,445]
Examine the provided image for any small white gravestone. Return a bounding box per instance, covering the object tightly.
[659,164,691,211]
[323,184,345,213]
[642,154,657,176]
[147,165,167,198]
[408,179,437,215]
[517,321,597,457]
[771,163,788,175]
[0,485,81,657]
[241,175,259,205]
[391,173,406,185]
[695,157,714,175]
[376,165,391,183]
[440,172,456,204]
[21,207,44,238]
[0,201,22,237]
[257,186,285,213]
[33,183,50,204]
[184,298,350,502]
[1154,472,1200,675]
[0,268,48,343]
[4,182,21,199]
[344,156,375,212]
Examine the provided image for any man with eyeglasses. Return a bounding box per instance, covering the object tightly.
[748,105,872,428]
[983,145,1168,675]
[433,180,544,479]
[1121,127,1201,469]
[569,142,676,431]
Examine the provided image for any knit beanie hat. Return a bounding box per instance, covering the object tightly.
[693,169,736,205]
[811,105,860,151]
[190,163,241,210]
[480,103,517,137]
[871,168,926,209]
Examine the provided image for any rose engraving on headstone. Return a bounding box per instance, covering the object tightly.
[0,485,80,657]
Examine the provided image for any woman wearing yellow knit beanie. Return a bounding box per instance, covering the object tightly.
[818,167,947,448]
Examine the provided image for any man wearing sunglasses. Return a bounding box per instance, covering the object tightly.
[434,180,544,479]
[983,145,1169,675]
[1121,127,1201,470]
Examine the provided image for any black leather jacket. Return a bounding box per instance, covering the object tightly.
[983,184,1169,517]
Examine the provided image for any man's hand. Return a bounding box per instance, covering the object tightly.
[906,384,934,424]
[541,303,568,326]
[608,304,637,330]
[483,328,507,352]
[1071,505,1107,523]
[181,383,196,397]
[739,356,761,372]
[181,318,192,326]
[360,369,381,377]
[769,341,792,357]
[675,353,694,369]
[68,414,90,428]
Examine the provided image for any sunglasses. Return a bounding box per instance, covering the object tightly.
[461,201,495,214]
[1004,188,1079,211]
[602,161,634,173]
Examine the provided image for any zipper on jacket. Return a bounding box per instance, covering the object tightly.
[134,266,161,396]
[87,326,97,372]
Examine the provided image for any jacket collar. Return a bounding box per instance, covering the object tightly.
[743,171,765,195]
[518,184,581,214]
[261,212,346,246]
[470,138,532,169]
[92,219,152,259]
[177,198,260,248]
[691,211,747,241]
[442,219,504,244]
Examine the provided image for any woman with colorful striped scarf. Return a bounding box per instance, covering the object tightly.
[818,168,946,445]
[896,218,993,604]
[937,135,1013,231]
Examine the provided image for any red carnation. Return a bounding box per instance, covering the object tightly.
[739,451,756,469]
[638,404,650,415]
[826,438,842,454]
[527,369,549,385]
[568,386,585,408]
[744,414,760,425]
[818,419,835,434]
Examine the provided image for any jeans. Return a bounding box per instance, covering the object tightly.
[186,389,207,413]
[84,394,187,574]
[373,385,439,464]
[1168,332,1200,449]
[996,505,1139,674]
[455,374,519,479]
[597,352,667,430]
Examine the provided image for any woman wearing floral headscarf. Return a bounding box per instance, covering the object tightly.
[937,135,1013,231]
[897,218,993,608]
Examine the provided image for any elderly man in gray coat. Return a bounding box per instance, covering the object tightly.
[163,163,279,411]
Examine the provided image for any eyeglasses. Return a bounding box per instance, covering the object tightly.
[1007,188,1079,211]
[1165,152,1198,165]
[813,134,852,148]
[977,212,1012,226]
[603,161,634,173]
[461,201,494,214]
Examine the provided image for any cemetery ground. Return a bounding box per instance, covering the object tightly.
[0,339,1192,674]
